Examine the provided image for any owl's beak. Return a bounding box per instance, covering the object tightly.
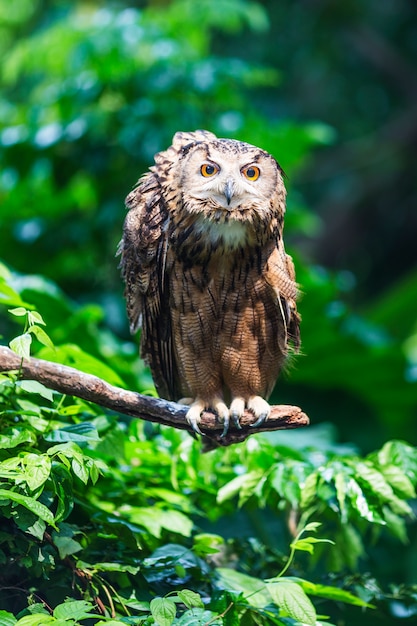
[224,179,235,206]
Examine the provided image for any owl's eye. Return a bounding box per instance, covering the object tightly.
[242,166,260,181]
[200,163,219,177]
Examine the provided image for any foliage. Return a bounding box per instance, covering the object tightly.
[1,262,416,624]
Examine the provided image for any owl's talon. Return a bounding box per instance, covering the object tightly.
[220,414,230,438]
[211,398,230,438]
[247,396,271,428]
[188,418,203,436]
[250,412,269,428]
[231,413,243,430]
[229,397,244,430]
[185,399,206,436]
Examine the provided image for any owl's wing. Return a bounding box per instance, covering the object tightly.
[284,253,301,350]
[265,243,301,352]
[119,171,178,400]
[119,130,220,400]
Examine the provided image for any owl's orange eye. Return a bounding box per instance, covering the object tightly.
[242,165,260,181]
[200,163,219,177]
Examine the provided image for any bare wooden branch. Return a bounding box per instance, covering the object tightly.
[0,346,309,447]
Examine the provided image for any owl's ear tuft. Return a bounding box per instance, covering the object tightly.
[172,130,217,151]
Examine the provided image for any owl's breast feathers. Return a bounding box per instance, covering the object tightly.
[120,130,300,405]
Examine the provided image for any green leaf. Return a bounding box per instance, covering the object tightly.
[9,333,32,358]
[45,422,100,444]
[177,589,204,609]
[53,535,83,559]
[193,533,224,556]
[27,310,46,326]
[300,472,318,508]
[335,471,349,522]
[215,567,270,608]
[174,609,223,625]
[291,536,334,554]
[71,457,89,484]
[15,616,55,625]
[150,597,177,626]
[0,610,17,626]
[95,621,129,626]
[0,427,36,449]
[380,464,416,499]
[346,478,386,524]
[0,278,30,308]
[19,380,54,402]
[217,470,263,505]
[23,453,52,490]
[302,521,322,533]
[0,488,56,527]
[76,560,140,574]
[28,324,54,349]
[124,506,193,538]
[382,506,408,543]
[267,580,316,625]
[292,577,374,607]
[8,307,28,317]
[53,599,95,620]
[355,462,395,501]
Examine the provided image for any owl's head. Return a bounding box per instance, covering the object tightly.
[176,136,285,217]
[153,131,287,249]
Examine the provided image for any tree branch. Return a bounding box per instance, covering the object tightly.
[0,346,309,448]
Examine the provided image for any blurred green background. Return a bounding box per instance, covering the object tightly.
[1,0,416,446]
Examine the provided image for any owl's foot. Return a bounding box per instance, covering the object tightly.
[230,395,271,429]
[230,397,245,430]
[248,395,271,427]
[183,396,229,437]
[182,395,270,436]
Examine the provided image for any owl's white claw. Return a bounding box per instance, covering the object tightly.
[248,396,271,428]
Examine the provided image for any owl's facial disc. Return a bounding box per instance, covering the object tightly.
[194,160,264,210]
[179,142,280,216]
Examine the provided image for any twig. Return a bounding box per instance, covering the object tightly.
[0,346,309,447]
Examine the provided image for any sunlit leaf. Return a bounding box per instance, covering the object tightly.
[346,478,386,525]
[53,599,95,620]
[267,580,316,625]
[177,589,204,609]
[215,568,270,608]
[217,470,263,505]
[0,610,17,626]
[0,488,56,527]
[9,333,31,358]
[292,577,374,607]
[28,324,54,349]
[0,427,36,449]
[8,307,27,317]
[23,453,51,490]
[27,311,46,326]
[18,380,54,402]
[150,597,176,626]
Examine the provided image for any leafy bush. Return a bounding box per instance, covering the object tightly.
[1,263,417,625]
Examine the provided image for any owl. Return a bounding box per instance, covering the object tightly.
[120,130,300,436]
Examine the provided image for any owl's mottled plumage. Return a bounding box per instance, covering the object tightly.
[120,130,300,435]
